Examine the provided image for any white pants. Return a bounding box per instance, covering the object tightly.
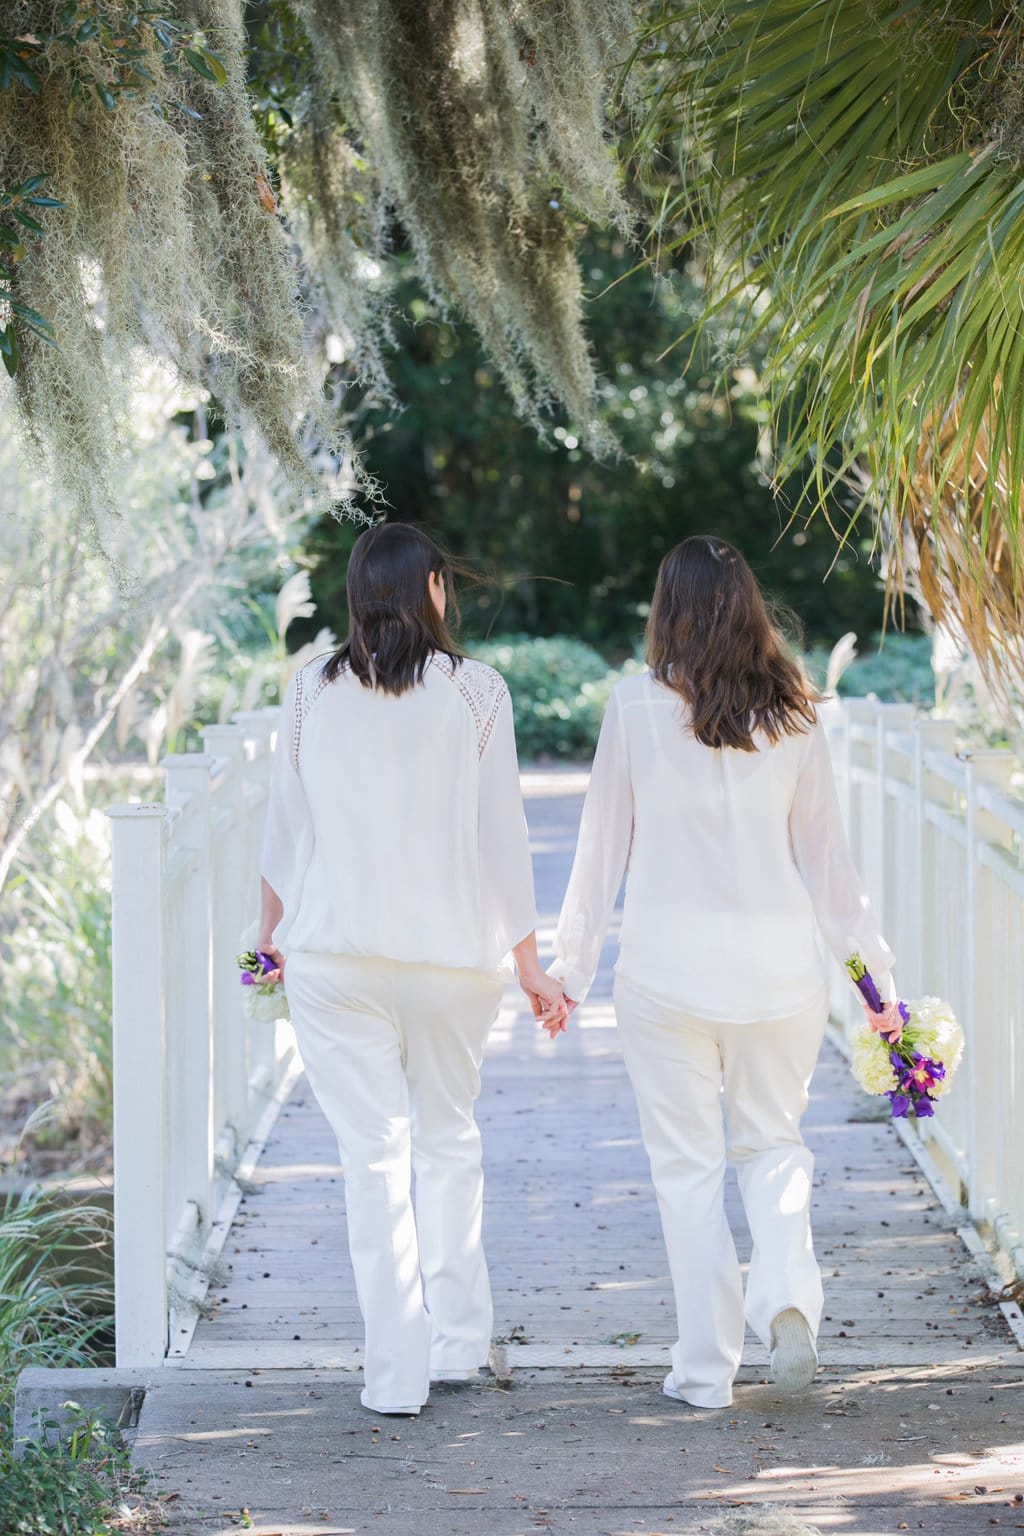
[614,975,828,1408]
[284,954,503,1410]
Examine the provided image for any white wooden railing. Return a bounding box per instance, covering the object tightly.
[823,699,1024,1280]
[107,710,297,1368]
[106,696,1023,1367]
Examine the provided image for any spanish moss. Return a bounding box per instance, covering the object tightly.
[295,0,633,444]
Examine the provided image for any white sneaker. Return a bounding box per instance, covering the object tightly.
[769,1308,818,1392]
[662,1373,733,1409]
[359,1388,422,1416]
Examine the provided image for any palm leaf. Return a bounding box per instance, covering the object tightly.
[639,0,1024,683]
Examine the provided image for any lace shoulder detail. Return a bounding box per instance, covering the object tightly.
[290,659,332,771]
[429,655,509,757]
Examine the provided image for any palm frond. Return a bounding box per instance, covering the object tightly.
[641,0,1024,683]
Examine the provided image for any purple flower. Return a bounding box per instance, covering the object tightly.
[913,1097,935,1118]
[888,1092,911,1118]
[254,950,277,974]
[240,971,255,986]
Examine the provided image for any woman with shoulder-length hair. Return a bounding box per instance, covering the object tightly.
[258,521,566,1417]
[548,535,897,1409]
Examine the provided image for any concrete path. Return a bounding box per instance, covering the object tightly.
[134,776,1024,1535]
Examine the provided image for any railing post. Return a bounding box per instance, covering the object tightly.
[107,803,170,1368]
[202,724,250,1159]
[875,703,916,942]
[232,710,281,1097]
[842,697,879,893]
[162,754,215,1229]
[964,749,1015,1226]
[910,718,958,998]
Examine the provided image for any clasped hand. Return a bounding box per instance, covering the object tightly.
[861,997,904,1043]
[517,966,577,1040]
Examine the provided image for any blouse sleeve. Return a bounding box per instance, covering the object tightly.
[790,719,896,997]
[260,673,315,938]
[549,688,633,1003]
[478,683,536,960]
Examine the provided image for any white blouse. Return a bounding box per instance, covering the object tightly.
[551,671,894,1020]
[260,653,536,975]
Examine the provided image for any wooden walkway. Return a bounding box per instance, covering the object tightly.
[177,776,1020,1377]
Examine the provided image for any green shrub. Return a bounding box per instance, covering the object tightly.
[0,1407,146,1536]
[806,631,935,706]
[471,635,642,760]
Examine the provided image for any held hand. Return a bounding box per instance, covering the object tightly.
[258,941,286,984]
[519,967,568,1039]
[862,997,903,1043]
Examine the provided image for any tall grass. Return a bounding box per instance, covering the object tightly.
[0,1180,156,1534]
[0,1183,112,1426]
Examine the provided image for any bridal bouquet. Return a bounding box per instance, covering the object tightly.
[236,948,290,1022]
[845,953,963,1120]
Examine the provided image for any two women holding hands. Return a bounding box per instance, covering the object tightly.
[258,523,891,1418]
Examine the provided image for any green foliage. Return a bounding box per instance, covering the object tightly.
[0,5,225,380]
[807,632,936,707]
[0,1187,111,1417]
[294,0,633,444]
[1,804,114,1149]
[637,0,1024,684]
[472,634,641,759]
[0,175,62,376]
[0,1106,129,1533]
[0,1411,142,1536]
[0,0,353,516]
[0,5,227,104]
[299,235,890,652]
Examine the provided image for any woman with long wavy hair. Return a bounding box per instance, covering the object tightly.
[549,535,897,1409]
[258,522,566,1417]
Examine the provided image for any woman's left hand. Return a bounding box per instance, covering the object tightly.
[520,968,568,1038]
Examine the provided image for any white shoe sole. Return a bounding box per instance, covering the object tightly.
[769,1308,818,1392]
[662,1375,733,1409]
[359,1389,422,1416]
[432,1369,480,1383]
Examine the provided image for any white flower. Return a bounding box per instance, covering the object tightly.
[850,1024,898,1096]
[243,985,290,1023]
[905,997,964,1097]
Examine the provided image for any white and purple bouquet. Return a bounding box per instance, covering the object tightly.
[236,948,290,1022]
[845,953,963,1119]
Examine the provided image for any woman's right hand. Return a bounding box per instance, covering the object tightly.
[520,968,568,1038]
[258,940,286,984]
[862,997,903,1043]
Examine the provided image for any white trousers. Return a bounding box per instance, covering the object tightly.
[614,975,828,1408]
[284,954,503,1410]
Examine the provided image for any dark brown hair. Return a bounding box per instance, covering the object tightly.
[323,522,463,694]
[646,536,822,752]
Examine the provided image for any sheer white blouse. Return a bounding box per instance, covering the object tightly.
[551,671,894,1020]
[260,653,536,975]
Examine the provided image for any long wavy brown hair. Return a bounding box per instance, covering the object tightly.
[646,536,822,752]
[323,522,464,694]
